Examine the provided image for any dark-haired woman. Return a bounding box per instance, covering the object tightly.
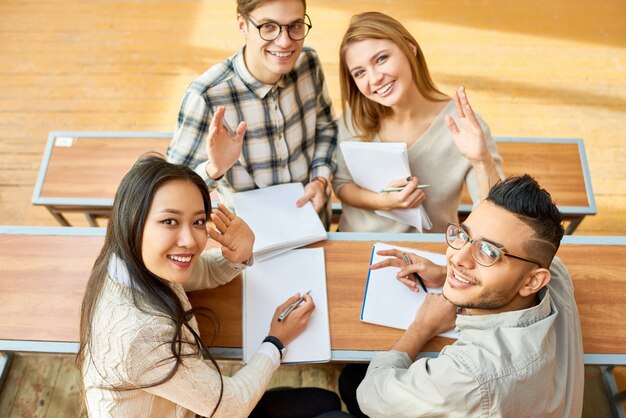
[77,156,346,418]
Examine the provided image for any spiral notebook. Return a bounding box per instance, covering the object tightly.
[232,183,327,261]
[361,242,458,339]
[242,247,331,364]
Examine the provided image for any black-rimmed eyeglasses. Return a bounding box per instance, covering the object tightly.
[446,222,543,268]
[245,14,312,41]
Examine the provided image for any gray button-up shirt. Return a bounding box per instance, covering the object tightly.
[357,257,584,417]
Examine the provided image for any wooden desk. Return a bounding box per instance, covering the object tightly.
[32,132,171,226]
[0,227,623,366]
[33,133,595,234]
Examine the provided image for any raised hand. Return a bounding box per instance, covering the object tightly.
[370,248,447,291]
[445,86,492,164]
[375,176,426,211]
[208,204,254,264]
[205,106,247,179]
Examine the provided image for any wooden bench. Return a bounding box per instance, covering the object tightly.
[32,132,595,234]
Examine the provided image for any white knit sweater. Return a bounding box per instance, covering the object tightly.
[83,249,278,417]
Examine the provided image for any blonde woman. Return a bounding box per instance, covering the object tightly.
[334,12,503,233]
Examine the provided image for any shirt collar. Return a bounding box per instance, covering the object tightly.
[455,287,553,331]
[233,47,274,99]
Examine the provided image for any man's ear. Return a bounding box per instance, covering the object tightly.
[237,14,247,35]
[519,268,551,297]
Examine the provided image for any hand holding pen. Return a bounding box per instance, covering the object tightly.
[375,176,427,211]
[401,252,427,293]
[269,291,315,346]
[370,249,447,292]
[277,290,311,322]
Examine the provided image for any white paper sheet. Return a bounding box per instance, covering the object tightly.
[243,248,331,363]
[361,242,457,339]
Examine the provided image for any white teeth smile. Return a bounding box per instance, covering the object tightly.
[269,51,292,58]
[453,271,471,284]
[376,81,394,95]
[168,255,192,263]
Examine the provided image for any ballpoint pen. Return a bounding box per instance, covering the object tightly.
[401,252,428,293]
[379,184,430,193]
[277,290,311,322]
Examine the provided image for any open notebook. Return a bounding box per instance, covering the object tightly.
[361,242,458,339]
[232,183,327,261]
[243,248,331,364]
[339,142,432,232]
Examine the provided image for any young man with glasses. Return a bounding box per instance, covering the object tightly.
[340,175,584,417]
[166,0,337,221]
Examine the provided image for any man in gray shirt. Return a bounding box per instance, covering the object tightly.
[343,175,584,417]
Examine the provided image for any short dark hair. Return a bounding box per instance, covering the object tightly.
[487,175,564,268]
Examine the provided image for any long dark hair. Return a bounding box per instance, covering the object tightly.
[76,155,223,416]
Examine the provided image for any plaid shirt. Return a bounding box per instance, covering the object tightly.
[166,46,337,199]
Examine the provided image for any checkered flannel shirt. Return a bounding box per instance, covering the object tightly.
[166,46,337,196]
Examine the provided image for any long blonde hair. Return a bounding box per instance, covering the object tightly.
[339,12,447,141]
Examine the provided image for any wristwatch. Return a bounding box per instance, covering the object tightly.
[263,335,286,359]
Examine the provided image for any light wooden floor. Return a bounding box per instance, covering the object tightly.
[0,0,625,416]
[0,0,624,231]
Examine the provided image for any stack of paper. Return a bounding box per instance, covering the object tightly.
[361,242,457,339]
[232,183,327,261]
[243,248,331,363]
[339,142,432,232]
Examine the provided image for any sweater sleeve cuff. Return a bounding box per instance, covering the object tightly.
[228,254,254,270]
[257,342,281,367]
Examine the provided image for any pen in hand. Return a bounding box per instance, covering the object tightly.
[401,252,428,293]
[277,290,311,322]
[379,184,430,193]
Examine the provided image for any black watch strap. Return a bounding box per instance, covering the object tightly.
[262,335,285,359]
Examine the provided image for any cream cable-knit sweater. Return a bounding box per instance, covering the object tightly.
[83,249,278,417]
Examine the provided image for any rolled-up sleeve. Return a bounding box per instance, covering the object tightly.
[167,89,216,186]
[310,55,337,181]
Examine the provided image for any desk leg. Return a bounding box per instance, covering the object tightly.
[47,208,71,227]
[601,366,626,418]
[85,213,99,227]
[0,352,13,393]
[565,216,585,235]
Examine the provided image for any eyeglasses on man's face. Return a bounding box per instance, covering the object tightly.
[245,14,312,41]
[446,222,543,268]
